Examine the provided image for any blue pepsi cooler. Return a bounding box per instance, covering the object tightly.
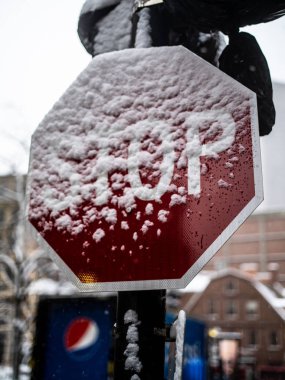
[31,296,115,380]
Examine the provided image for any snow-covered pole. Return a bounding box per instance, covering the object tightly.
[131,0,169,48]
[114,290,166,380]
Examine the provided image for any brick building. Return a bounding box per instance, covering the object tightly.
[206,212,285,283]
[173,209,285,373]
[181,268,285,368]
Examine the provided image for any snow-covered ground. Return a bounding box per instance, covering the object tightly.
[0,365,30,380]
[0,366,11,380]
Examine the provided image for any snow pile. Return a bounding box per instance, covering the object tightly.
[27,278,77,295]
[93,228,105,242]
[92,0,133,55]
[0,366,12,380]
[124,310,142,378]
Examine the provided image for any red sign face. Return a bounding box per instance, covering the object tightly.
[27,46,263,291]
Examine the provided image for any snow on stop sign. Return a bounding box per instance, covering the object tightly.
[27,46,263,291]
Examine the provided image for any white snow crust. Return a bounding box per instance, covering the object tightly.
[130,375,141,380]
[92,0,133,55]
[134,8,152,48]
[217,178,231,188]
[124,309,142,377]
[124,309,138,324]
[81,0,121,15]
[28,46,251,256]
[145,203,153,215]
[27,278,76,295]
[174,310,186,380]
[92,228,105,242]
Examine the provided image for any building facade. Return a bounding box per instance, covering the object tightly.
[181,268,285,369]
[206,212,285,283]
[179,211,285,375]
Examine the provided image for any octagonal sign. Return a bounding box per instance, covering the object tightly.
[27,46,263,291]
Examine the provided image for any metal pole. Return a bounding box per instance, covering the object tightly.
[114,290,166,380]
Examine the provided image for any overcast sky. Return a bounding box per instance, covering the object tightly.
[0,0,285,211]
[0,0,89,173]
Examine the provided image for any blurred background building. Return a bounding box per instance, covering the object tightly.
[0,175,77,377]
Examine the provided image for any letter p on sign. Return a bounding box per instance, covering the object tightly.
[186,110,236,196]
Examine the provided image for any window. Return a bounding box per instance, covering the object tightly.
[208,299,215,314]
[224,278,238,295]
[248,330,258,347]
[269,331,280,350]
[245,300,259,319]
[225,300,238,319]
[207,299,218,319]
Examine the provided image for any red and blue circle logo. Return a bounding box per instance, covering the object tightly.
[64,317,99,361]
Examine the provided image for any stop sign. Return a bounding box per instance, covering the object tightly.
[27,46,263,291]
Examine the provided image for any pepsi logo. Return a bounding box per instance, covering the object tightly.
[64,317,99,360]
